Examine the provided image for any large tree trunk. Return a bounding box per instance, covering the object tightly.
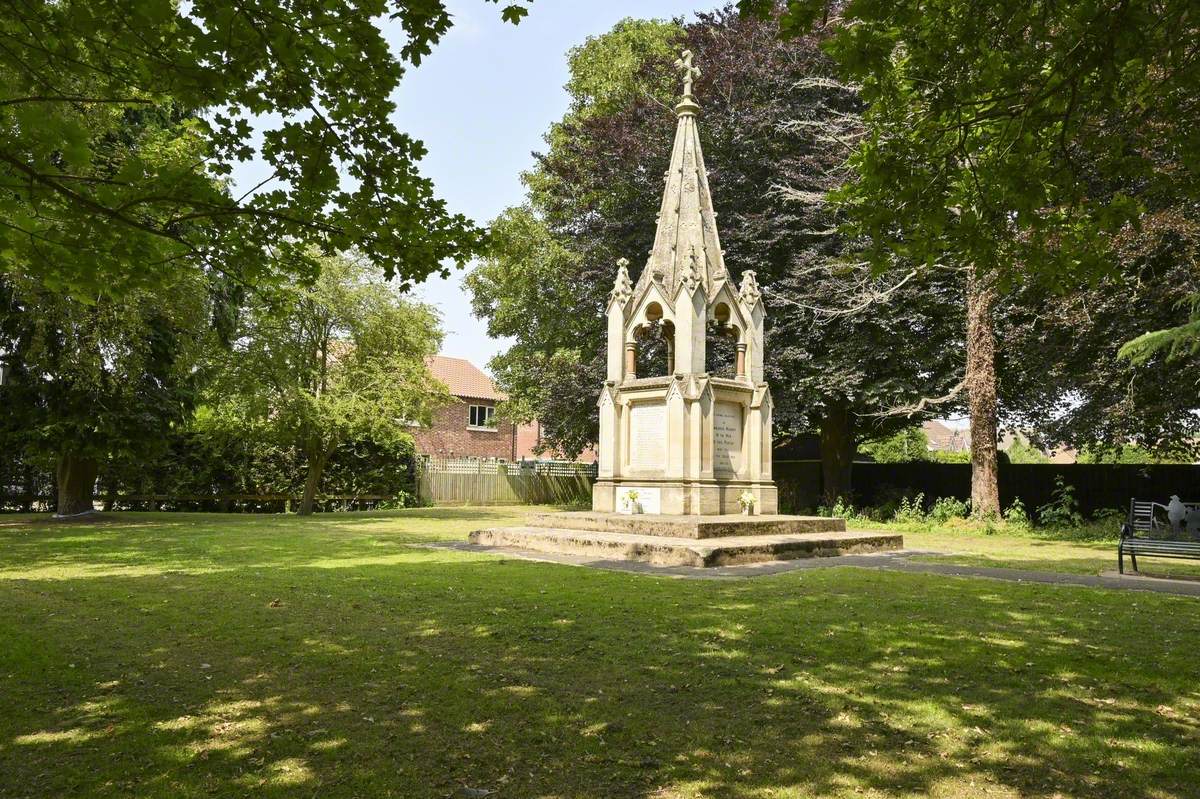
[966,272,1000,518]
[55,453,98,517]
[299,451,327,516]
[819,398,856,506]
[102,468,118,512]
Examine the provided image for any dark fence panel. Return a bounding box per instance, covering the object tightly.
[774,461,825,514]
[775,460,1200,516]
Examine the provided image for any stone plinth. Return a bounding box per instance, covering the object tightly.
[468,512,902,568]
[525,511,839,539]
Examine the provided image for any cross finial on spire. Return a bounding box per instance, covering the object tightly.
[674,49,700,100]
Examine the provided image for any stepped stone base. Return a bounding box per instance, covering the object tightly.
[525,511,845,540]
[469,512,902,568]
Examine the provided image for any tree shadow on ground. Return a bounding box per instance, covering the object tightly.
[1,532,1198,798]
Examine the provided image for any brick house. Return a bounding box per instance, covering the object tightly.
[411,356,543,460]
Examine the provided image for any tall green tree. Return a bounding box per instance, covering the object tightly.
[469,9,963,500]
[0,269,214,515]
[741,0,1199,290]
[999,206,1200,456]
[210,253,448,515]
[741,0,1200,513]
[0,0,529,296]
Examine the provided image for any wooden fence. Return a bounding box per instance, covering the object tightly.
[417,457,596,507]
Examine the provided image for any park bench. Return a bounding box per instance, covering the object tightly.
[1119,498,1200,574]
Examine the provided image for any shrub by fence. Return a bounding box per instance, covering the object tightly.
[417,457,595,507]
[775,460,1200,516]
[0,492,410,514]
[0,433,420,513]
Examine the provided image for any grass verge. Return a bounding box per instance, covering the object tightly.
[1,508,1197,798]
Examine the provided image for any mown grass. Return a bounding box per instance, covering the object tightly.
[1,508,1198,798]
[848,516,1200,578]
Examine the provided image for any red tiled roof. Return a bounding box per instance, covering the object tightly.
[427,355,506,401]
[922,420,969,452]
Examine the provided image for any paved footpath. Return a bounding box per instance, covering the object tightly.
[437,541,1200,597]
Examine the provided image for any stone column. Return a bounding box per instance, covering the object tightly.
[666,379,686,477]
[748,403,763,481]
[606,306,625,381]
[624,343,637,379]
[736,343,746,379]
[749,303,765,383]
[597,386,617,479]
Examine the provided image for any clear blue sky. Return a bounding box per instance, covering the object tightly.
[390,0,704,368]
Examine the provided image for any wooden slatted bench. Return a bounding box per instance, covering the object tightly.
[1119,498,1200,574]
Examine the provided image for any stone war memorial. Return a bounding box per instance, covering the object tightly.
[471,52,901,567]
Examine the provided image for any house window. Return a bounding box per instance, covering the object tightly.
[468,405,496,430]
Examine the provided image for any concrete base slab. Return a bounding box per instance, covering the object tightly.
[524,510,845,540]
[468,525,903,568]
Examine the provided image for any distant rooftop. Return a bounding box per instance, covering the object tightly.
[923,420,970,452]
[427,355,505,402]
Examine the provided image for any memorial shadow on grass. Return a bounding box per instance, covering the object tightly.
[0,512,1197,798]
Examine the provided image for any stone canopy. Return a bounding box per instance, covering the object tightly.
[592,50,777,516]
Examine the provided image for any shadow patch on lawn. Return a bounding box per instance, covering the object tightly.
[1,556,1197,798]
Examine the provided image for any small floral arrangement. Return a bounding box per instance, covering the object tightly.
[621,488,641,513]
[738,491,757,510]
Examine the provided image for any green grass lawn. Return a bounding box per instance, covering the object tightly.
[2,508,1198,798]
[849,517,1200,578]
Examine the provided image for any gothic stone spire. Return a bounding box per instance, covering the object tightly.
[634,50,729,300]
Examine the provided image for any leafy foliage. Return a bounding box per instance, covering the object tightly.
[469,8,962,462]
[741,0,1200,290]
[208,252,449,513]
[860,427,930,463]
[890,493,926,524]
[1076,445,1192,465]
[0,262,214,505]
[1003,498,1032,531]
[929,496,971,525]
[997,206,1200,456]
[1036,477,1084,528]
[1003,438,1050,465]
[0,1,527,295]
[98,423,421,511]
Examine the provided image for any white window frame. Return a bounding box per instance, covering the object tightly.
[468,404,497,431]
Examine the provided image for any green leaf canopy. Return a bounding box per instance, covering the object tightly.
[0,1,529,295]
